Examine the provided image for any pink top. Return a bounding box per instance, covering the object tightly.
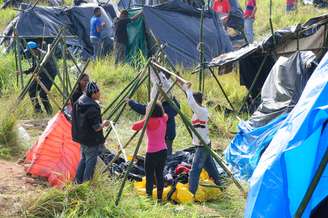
[132,114,168,153]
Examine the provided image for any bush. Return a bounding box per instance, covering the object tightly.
[0,110,19,159]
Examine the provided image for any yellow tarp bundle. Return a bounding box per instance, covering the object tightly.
[133,170,223,203]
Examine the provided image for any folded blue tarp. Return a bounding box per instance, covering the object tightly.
[245,51,328,217]
[225,113,287,180]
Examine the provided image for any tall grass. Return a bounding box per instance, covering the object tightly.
[0,8,16,31]
[238,0,328,39]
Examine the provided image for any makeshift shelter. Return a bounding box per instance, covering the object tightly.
[244,49,328,218]
[126,1,232,68]
[208,13,328,110]
[224,51,317,179]
[0,3,117,58]
[25,112,81,187]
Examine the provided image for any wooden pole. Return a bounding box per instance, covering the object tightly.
[208,67,236,112]
[102,131,139,173]
[61,60,90,111]
[115,91,160,206]
[199,6,205,93]
[158,86,247,197]
[14,29,24,89]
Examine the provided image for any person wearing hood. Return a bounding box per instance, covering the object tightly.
[72,81,109,184]
[19,41,58,115]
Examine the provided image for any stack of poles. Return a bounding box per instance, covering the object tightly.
[106,57,246,206]
[14,27,87,112]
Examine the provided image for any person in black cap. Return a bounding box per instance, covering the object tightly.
[19,41,58,115]
[72,81,109,184]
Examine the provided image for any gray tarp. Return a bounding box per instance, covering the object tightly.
[246,51,316,128]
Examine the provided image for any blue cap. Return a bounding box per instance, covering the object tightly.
[86,81,99,96]
[26,41,38,50]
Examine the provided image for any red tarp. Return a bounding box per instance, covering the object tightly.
[25,112,81,187]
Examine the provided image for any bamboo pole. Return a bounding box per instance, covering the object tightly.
[109,121,128,161]
[158,86,247,197]
[14,29,24,89]
[16,29,64,105]
[208,67,236,113]
[102,131,139,173]
[199,6,205,93]
[115,91,160,206]
[61,60,90,111]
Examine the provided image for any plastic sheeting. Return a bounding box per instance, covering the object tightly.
[25,112,81,187]
[143,1,232,68]
[225,113,287,180]
[248,51,316,128]
[245,51,328,217]
[126,9,149,63]
[225,52,316,180]
[0,4,116,58]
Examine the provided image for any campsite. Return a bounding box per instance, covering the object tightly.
[0,0,328,217]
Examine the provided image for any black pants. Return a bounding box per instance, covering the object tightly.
[145,149,167,200]
[28,75,55,114]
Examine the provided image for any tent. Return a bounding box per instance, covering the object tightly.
[224,51,316,179]
[127,1,232,68]
[25,112,81,187]
[209,14,328,99]
[0,3,117,58]
[244,50,328,217]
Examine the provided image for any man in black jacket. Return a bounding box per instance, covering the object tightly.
[21,41,58,115]
[72,81,109,184]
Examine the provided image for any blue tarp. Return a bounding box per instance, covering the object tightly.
[225,113,287,180]
[245,52,328,217]
[143,1,232,68]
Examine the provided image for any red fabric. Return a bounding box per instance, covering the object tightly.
[286,0,296,5]
[192,119,207,125]
[132,114,168,153]
[244,0,256,18]
[212,0,230,14]
[25,112,81,187]
[175,164,191,175]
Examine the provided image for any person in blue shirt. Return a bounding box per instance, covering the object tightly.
[90,7,106,60]
[126,97,180,157]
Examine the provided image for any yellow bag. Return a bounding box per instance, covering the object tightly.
[175,183,194,204]
[194,187,207,202]
[135,187,147,196]
[200,170,209,181]
[134,177,146,189]
[202,180,223,200]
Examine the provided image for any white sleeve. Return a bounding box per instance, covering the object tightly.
[185,88,207,116]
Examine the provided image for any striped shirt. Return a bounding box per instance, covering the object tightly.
[183,85,210,146]
[244,0,256,19]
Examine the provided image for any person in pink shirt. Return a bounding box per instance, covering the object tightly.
[132,101,168,201]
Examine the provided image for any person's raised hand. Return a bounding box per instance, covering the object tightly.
[103,120,110,127]
[125,97,131,104]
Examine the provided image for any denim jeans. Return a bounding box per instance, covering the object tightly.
[75,144,101,184]
[244,18,255,44]
[189,146,221,194]
[90,37,103,60]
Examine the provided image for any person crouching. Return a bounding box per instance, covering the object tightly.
[72,81,109,184]
[131,101,168,201]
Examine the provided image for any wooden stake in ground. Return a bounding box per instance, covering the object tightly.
[115,91,160,206]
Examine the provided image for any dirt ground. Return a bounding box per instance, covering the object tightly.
[0,160,42,217]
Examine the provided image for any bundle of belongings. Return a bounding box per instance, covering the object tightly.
[100,147,225,203]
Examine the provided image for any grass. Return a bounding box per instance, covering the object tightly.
[0,8,16,31]
[0,1,328,218]
[238,0,328,39]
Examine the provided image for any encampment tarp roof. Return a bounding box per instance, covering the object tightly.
[1,3,117,57]
[143,1,232,68]
[209,13,328,68]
